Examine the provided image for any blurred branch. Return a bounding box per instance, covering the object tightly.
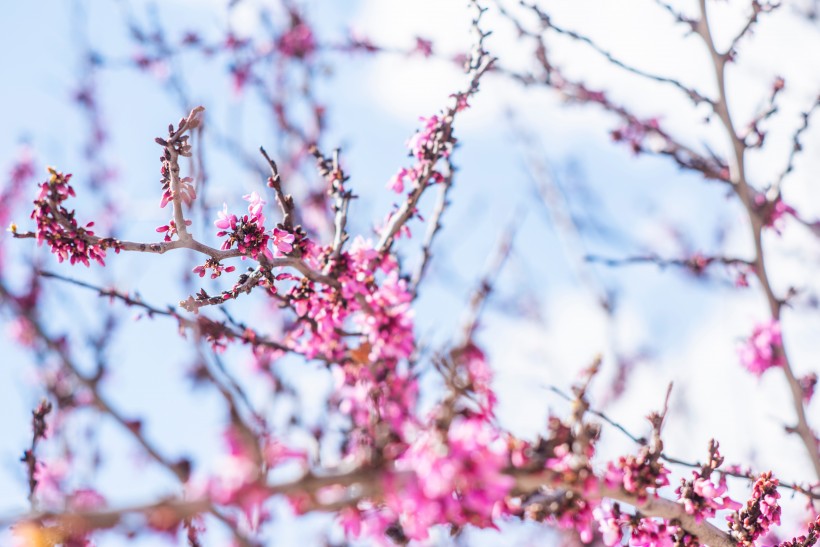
[516,2,713,106]
[695,0,820,482]
[772,92,820,195]
[411,158,456,299]
[459,221,518,346]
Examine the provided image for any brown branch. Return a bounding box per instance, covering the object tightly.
[259,146,295,230]
[21,400,53,510]
[726,1,781,57]
[162,106,204,241]
[410,158,455,299]
[0,281,192,485]
[773,92,820,195]
[459,222,517,346]
[309,145,353,268]
[696,0,820,482]
[4,459,738,547]
[377,0,495,253]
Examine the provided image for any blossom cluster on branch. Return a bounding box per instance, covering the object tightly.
[2,0,820,546]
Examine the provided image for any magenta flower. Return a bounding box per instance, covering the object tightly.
[407,115,444,161]
[727,472,781,546]
[677,459,741,523]
[754,194,795,234]
[243,191,266,223]
[388,417,514,541]
[387,167,413,193]
[214,204,237,232]
[31,168,114,267]
[738,319,785,376]
[593,503,624,547]
[278,20,316,59]
[272,227,295,254]
[414,37,433,57]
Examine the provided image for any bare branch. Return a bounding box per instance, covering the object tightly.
[410,159,455,299]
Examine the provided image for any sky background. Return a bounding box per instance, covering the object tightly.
[2,0,820,545]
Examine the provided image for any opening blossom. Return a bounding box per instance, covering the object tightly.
[215,193,275,261]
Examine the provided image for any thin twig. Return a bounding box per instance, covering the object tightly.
[459,221,518,346]
[410,158,455,299]
[519,2,713,107]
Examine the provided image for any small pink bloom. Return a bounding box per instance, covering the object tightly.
[414,37,433,57]
[272,227,295,254]
[214,204,236,230]
[739,319,785,376]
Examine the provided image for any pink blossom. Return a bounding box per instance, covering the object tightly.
[799,373,817,403]
[215,204,237,231]
[192,259,235,279]
[407,115,444,161]
[33,457,70,508]
[272,227,295,254]
[214,202,272,260]
[629,517,679,547]
[387,167,412,193]
[414,37,433,57]
[738,319,785,376]
[386,417,514,541]
[727,472,781,545]
[31,168,115,267]
[243,191,266,223]
[155,218,192,242]
[8,317,37,347]
[755,194,795,234]
[278,20,316,58]
[605,452,670,500]
[594,503,624,546]
[677,471,740,522]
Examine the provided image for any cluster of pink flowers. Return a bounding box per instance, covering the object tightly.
[386,165,444,194]
[386,112,453,195]
[628,516,682,547]
[191,258,236,279]
[334,343,508,543]
[215,192,295,261]
[157,159,195,210]
[340,417,513,543]
[407,115,447,161]
[550,497,598,543]
[800,372,817,403]
[738,319,785,376]
[776,515,820,547]
[595,503,696,547]
[30,168,117,267]
[393,417,513,539]
[594,502,625,546]
[605,451,671,501]
[676,470,740,522]
[287,237,413,363]
[727,472,781,546]
[413,37,434,58]
[755,194,795,234]
[155,218,191,242]
[277,14,316,59]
